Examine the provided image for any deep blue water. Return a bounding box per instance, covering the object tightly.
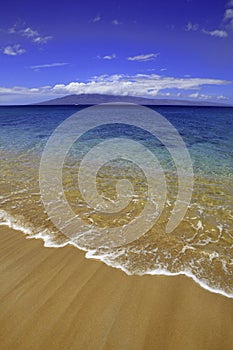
[0,105,233,177]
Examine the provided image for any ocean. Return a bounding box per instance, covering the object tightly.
[0,104,232,297]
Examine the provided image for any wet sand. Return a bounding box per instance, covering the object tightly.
[0,226,232,350]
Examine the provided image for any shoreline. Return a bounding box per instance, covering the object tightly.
[1,211,232,299]
[0,226,233,349]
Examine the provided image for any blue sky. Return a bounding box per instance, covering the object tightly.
[0,0,233,104]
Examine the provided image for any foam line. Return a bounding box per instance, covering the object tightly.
[1,209,232,299]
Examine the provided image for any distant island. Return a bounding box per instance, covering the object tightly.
[34,94,231,107]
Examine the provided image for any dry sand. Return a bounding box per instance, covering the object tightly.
[0,226,232,350]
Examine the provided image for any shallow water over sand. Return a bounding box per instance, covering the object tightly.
[0,105,232,297]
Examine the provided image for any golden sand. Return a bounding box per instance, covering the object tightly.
[0,226,232,350]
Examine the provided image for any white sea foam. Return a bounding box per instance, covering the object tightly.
[1,209,232,299]
[0,209,32,235]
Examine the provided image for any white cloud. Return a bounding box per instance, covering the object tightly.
[159,92,171,97]
[224,8,233,20]
[112,19,121,25]
[127,53,159,62]
[0,74,230,104]
[8,20,24,34]
[8,26,17,34]
[32,36,53,44]
[30,62,69,70]
[160,68,167,72]
[216,95,229,100]
[20,27,39,38]
[202,29,228,37]
[222,4,233,30]
[188,92,212,100]
[188,93,229,101]
[91,15,101,23]
[185,22,199,31]
[2,44,25,56]
[9,24,53,44]
[102,53,116,60]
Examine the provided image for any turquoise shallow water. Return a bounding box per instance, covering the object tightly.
[0,105,233,297]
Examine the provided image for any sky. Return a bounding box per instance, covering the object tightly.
[0,0,233,104]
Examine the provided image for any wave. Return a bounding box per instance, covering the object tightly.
[1,209,232,299]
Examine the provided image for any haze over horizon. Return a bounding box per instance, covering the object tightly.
[1,0,233,105]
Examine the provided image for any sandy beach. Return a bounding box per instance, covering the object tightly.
[0,226,232,350]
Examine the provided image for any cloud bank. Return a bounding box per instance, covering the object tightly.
[0,73,231,104]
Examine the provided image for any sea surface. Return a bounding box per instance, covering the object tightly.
[0,105,232,297]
